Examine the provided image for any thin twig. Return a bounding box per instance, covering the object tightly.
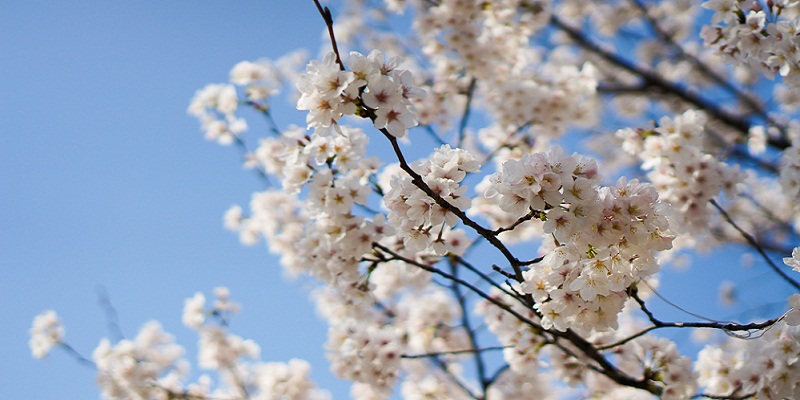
[492,265,516,280]
[596,325,660,351]
[431,357,482,400]
[58,343,95,369]
[233,134,273,188]
[628,285,784,339]
[96,286,125,342]
[449,258,489,394]
[243,100,282,136]
[710,198,800,290]
[486,364,510,387]
[453,256,527,306]
[457,77,477,147]
[402,345,510,359]
[691,392,754,400]
[423,125,447,146]
[491,209,542,235]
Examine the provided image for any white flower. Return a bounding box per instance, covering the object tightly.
[374,105,418,138]
[198,327,259,369]
[182,292,206,330]
[223,205,244,231]
[785,294,800,326]
[93,322,185,399]
[29,310,64,359]
[785,247,800,273]
[213,286,240,314]
[363,75,403,110]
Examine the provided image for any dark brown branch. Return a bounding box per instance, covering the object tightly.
[520,255,545,266]
[491,209,542,235]
[596,325,660,351]
[492,265,516,280]
[557,328,662,394]
[452,256,530,311]
[312,0,345,71]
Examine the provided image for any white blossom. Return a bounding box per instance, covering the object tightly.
[29,310,63,359]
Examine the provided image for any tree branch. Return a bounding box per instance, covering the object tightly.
[548,14,790,149]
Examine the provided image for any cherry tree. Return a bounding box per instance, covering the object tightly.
[31,0,800,398]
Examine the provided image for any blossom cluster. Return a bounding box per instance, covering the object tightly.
[188,51,306,145]
[409,0,599,146]
[611,336,697,399]
[702,0,800,87]
[187,83,246,145]
[696,322,800,399]
[477,290,697,398]
[617,110,745,235]
[327,321,404,396]
[297,50,424,137]
[93,321,187,400]
[32,289,329,400]
[383,144,480,253]
[29,310,63,359]
[480,148,674,333]
[224,124,387,284]
[475,289,547,373]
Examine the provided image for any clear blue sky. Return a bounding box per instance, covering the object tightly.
[0,1,351,397]
[2,1,795,399]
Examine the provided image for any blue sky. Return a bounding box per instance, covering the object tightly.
[2,1,797,399]
[1,1,352,397]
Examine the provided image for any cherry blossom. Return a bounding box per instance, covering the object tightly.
[29,310,63,359]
